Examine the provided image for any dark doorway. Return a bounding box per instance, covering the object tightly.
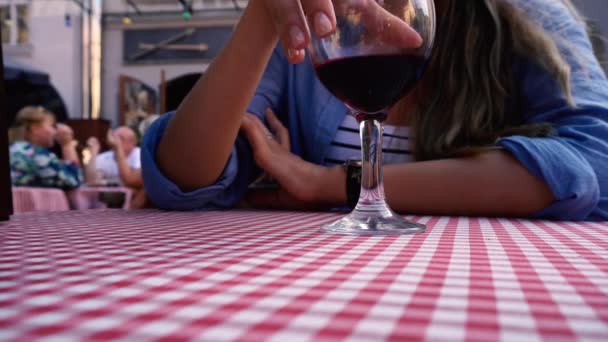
[3,59,69,125]
[163,73,202,112]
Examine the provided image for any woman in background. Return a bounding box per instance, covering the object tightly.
[9,106,82,190]
[143,0,608,220]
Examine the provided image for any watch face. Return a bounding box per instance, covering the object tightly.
[346,159,362,167]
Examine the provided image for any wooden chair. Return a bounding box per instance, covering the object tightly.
[1,29,14,221]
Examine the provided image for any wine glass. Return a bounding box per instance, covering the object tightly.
[309,0,435,235]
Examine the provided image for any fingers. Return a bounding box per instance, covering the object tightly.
[264,0,309,63]
[86,137,100,152]
[241,114,271,159]
[333,0,422,50]
[265,109,290,150]
[367,9,422,49]
[264,0,336,63]
[301,0,336,38]
[56,123,73,135]
[243,113,272,139]
[348,0,422,49]
[106,129,117,143]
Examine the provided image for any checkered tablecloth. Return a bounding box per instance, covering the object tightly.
[1,210,607,341]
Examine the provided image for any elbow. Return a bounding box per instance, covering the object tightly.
[535,167,600,221]
[141,169,201,211]
[122,173,143,188]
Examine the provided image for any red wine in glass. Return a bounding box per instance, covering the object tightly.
[310,0,435,235]
[314,54,427,115]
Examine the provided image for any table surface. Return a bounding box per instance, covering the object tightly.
[1,210,607,341]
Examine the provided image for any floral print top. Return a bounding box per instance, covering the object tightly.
[9,141,83,190]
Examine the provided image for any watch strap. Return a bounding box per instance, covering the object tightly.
[345,160,362,209]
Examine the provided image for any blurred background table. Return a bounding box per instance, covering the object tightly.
[68,186,133,210]
[1,210,606,341]
[11,186,133,213]
[11,187,70,213]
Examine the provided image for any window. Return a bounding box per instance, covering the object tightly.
[0,0,29,46]
[0,6,11,44]
[16,3,27,44]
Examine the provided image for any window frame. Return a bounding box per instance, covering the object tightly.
[0,0,29,46]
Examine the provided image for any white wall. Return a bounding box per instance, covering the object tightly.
[103,0,248,13]
[4,0,83,119]
[101,24,208,125]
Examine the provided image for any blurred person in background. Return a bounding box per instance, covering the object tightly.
[8,106,82,190]
[85,126,141,187]
[85,126,147,208]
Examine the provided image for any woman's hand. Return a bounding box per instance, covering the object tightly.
[56,123,80,165]
[240,109,335,209]
[260,0,422,63]
[106,129,122,152]
[55,123,75,147]
[86,137,101,156]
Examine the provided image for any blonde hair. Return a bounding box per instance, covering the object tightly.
[9,106,55,144]
[410,0,580,160]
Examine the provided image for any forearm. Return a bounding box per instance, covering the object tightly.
[383,150,554,216]
[84,154,99,185]
[157,0,277,191]
[115,150,142,188]
[315,150,554,216]
[61,144,80,165]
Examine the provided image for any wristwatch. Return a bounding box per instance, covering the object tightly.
[344,159,362,209]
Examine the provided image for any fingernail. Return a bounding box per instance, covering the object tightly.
[314,12,332,36]
[287,48,302,60]
[289,25,305,48]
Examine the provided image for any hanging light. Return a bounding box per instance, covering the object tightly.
[178,0,192,21]
[124,0,141,26]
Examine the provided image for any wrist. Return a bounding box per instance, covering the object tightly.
[311,165,347,206]
[242,0,278,45]
[60,140,76,149]
[113,148,124,158]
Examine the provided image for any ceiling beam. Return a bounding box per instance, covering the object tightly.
[125,0,143,15]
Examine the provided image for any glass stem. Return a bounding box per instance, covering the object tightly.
[357,118,387,208]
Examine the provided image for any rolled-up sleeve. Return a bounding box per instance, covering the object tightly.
[142,46,288,210]
[499,132,602,220]
[497,0,608,221]
[499,59,608,220]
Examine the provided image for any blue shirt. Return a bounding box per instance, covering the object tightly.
[142,0,608,221]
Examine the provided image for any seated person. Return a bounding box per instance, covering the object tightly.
[86,126,141,187]
[143,0,608,220]
[86,127,147,208]
[8,106,82,190]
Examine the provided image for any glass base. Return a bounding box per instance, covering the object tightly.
[321,202,426,236]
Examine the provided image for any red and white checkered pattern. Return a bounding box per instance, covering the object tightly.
[1,210,607,341]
